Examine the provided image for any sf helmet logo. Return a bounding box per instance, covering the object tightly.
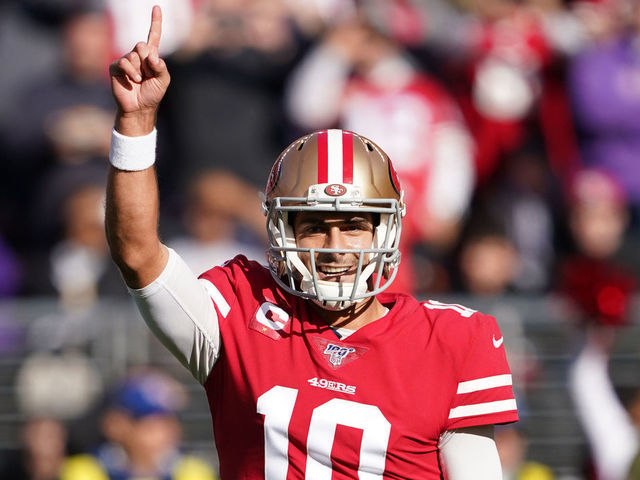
[324,184,347,196]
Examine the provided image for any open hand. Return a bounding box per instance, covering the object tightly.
[109,5,170,117]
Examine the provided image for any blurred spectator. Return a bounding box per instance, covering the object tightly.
[50,184,108,304]
[447,0,549,181]
[568,0,640,223]
[285,17,475,294]
[0,417,69,480]
[158,0,302,206]
[16,352,103,422]
[457,222,519,296]
[458,145,559,294]
[0,348,104,480]
[495,424,555,480]
[23,176,126,306]
[454,147,561,295]
[0,0,64,124]
[498,148,558,292]
[557,169,638,327]
[0,1,62,243]
[63,369,217,480]
[428,0,582,190]
[2,5,114,251]
[569,329,640,480]
[3,5,113,169]
[167,170,266,275]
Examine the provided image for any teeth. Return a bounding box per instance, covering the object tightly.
[319,266,351,274]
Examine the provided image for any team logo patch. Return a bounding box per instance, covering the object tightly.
[249,302,290,340]
[311,336,368,369]
[324,184,347,196]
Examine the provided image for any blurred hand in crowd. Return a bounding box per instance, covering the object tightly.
[45,105,113,163]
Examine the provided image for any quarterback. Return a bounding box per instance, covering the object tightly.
[106,6,518,479]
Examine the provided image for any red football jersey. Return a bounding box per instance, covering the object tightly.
[200,256,518,479]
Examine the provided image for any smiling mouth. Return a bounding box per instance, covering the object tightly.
[317,265,357,279]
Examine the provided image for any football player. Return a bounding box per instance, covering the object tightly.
[106,6,518,478]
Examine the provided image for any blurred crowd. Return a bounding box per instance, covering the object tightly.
[2,0,640,304]
[1,0,640,478]
[1,365,217,480]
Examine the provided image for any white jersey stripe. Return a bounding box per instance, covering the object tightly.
[456,374,512,394]
[448,399,518,419]
[423,300,476,318]
[327,129,343,183]
[199,279,231,317]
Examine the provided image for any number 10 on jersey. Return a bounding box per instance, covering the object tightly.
[257,386,391,479]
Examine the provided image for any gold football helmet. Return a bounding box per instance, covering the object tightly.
[262,129,406,310]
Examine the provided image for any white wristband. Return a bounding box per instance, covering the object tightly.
[109,127,157,171]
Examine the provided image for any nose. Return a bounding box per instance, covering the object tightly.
[324,226,346,250]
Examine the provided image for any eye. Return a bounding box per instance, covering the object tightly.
[342,221,373,234]
[302,225,324,235]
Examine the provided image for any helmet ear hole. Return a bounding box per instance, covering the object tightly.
[364,141,374,152]
[297,141,305,151]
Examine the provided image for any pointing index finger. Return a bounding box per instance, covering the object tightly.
[146,5,162,50]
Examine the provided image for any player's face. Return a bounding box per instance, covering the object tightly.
[293,211,375,284]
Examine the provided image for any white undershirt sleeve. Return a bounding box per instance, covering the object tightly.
[129,247,222,384]
[438,425,502,479]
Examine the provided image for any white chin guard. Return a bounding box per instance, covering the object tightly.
[300,273,370,311]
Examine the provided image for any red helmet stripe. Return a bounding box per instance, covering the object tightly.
[317,131,328,183]
[342,131,353,184]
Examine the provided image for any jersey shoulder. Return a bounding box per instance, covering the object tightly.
[198,254,294,319]
[421,298,486,327]
[420,299,501,352]
[380,294,496,348]
[421,300,519,428]
[199,254,272,289]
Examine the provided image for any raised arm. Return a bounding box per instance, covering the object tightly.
[105,5,171,288]
[105,7,222,383]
